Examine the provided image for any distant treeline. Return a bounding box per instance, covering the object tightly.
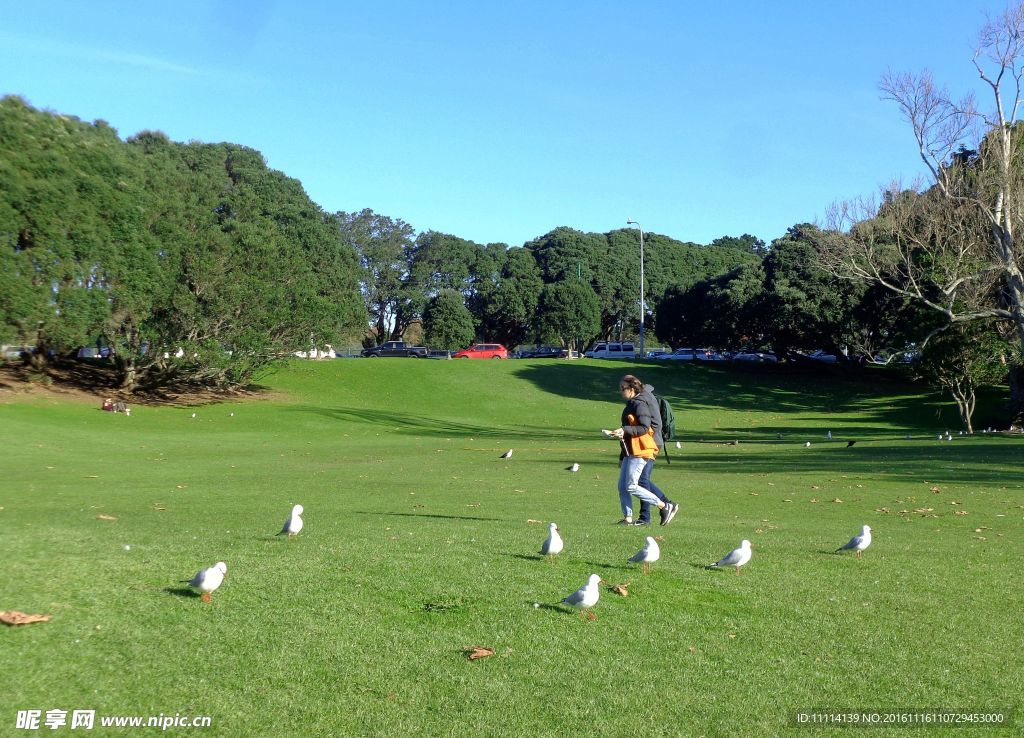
[0,96,934,390]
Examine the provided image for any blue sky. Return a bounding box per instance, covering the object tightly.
[0,0,1001,247]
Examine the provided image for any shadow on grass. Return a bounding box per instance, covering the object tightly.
[363,511,501,522]
[510,361,992,433]
[289,405,583,440]
[163,587,200,598]
[508,553,545,562]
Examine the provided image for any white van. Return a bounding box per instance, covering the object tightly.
[585,341,636,359]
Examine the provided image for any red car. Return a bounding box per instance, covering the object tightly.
[453,343,509,359]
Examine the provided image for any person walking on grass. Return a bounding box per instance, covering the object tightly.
[610,374,678,526]
[632,379,678,526]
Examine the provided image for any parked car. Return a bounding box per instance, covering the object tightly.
[361,341,429,358]
[520,346,568,359]
[732,351,778,363]
[584,342,636,359]
[806,350,838,364]
[645,349,670,359]
[453,343,509,359]
[662,348,698,361]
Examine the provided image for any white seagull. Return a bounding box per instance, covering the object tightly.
[185,561,227,602]
[539,522,563,561]
[500,449,513,459]
[628,535,661,574]
[562,573,602,620]
[836,525,872,557]
[277,504,304,538]
[805,441,811,447]
[826,430,832,440]
[568,462,580,472]
[712,539,752,575]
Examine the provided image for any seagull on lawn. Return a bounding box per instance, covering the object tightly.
[562,573,602,620]
[826,431,832,440]
[184,561,227,603]
[277,504,304,538]
[568,462,580,472]
[628,535,661,575]
[846,440,857,447]
[836,525,872,557]
[539,522,563,561]
[712,539,752,575]
[500,449,513,459]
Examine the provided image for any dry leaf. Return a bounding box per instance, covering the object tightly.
[954,510,969,516]
[974,536,987,541]
[96,514,117,521]
[930,486,941,493]
[0,611,51,626]
[526,519,544,524]
[811,485,821,490]
[465,504,480,508]
[950,500,962,505]
[611,583,630,597]
[85,475,99,479]
[832,498,844,504]
[728,633,737,639]
[465,645,496,661]
[749,492,759,496]
[783,499,793,503]
[810,498,819,503]
[152,503,166,511]
[688,646,697,653]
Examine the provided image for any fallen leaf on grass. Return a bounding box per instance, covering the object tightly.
[96,514,117,521]
[974,536,987,541]
[875,507,891,513]
[688,646,697,653]
[930,486,942,493]
[832,498,843,504]
[811,485,821,490]
[611,583,630,597]
[526,519,544,524]
[749,492,759,496]
[465,504,480,508]
[464,645,496,661]
[975,527,992,532]
[809,498,819,503]
[954,510,969,516]
[0,611,51,626]
[85,475,99,479]
[151,503,166,511]
[950,500,962,505]
[913,508,934,513]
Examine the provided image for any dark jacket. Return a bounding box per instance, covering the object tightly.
[637,384,664,451]
[619,394,658,460]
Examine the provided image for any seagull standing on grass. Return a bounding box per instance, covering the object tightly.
[562,574,602,620]
[712,540,752,575]
[628,536,661,575]
[836,525,872,557]
[185,561,227,603]
[539,522,563,561]
[278,504,304,538]
[500,449,513,459]
[568,462,580,472]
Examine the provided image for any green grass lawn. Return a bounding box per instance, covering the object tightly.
[1,359,1021,736]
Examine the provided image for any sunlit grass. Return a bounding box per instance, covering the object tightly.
[1,359,1021,736]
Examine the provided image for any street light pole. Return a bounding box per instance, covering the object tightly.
[626,218,645,359]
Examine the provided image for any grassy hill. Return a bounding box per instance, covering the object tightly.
[1,359,1020,735]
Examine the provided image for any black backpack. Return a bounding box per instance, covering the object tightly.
[657,395,676,442]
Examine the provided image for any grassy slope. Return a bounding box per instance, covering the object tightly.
[1,359,1021,736]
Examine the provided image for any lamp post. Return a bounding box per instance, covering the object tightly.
[626,218,645,359]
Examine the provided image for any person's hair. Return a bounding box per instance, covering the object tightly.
[620,375,644,393]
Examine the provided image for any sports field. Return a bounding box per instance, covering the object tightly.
[2,359,1020,736]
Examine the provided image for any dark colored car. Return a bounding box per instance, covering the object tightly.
[361,341,429,358]
[522,346,568,359]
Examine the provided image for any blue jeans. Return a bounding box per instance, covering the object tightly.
[637,458,670,523]
[617,457,661,519]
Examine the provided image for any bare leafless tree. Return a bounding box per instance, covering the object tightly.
[820,4,1024,419]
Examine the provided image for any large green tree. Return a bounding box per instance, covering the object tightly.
[533,280,601,351]
[423,289,476,351]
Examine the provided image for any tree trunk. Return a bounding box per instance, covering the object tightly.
[115,356,137,391]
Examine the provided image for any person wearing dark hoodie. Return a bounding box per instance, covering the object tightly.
[610,374,678,525]
[634,379,678,526]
